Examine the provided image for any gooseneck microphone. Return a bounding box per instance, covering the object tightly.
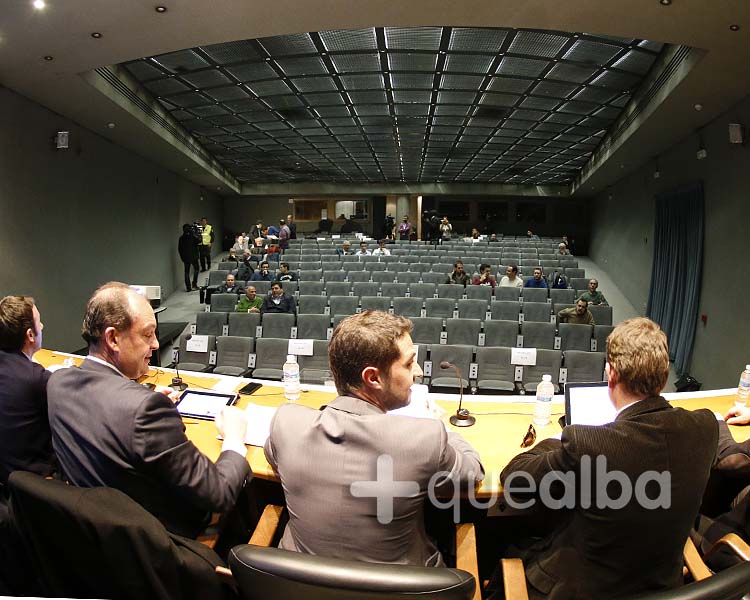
[171,335,190,391]
[440,361,475,427]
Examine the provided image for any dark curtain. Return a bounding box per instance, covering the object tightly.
[646,182,704,375]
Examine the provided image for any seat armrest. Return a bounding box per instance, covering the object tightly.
[456,523,481,600]
[249,504,284,547]
[501,558,529,600]
[684,537,712,582]
[705,532,750,563]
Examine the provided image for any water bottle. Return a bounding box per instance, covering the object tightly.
[736,365,750,408]
[283,354,300,402]
[533,374,554,426]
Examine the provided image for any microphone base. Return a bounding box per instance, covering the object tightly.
[171,378,188,392]
[449,413,476,427]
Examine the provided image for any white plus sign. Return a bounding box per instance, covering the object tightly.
[350,454,420,524]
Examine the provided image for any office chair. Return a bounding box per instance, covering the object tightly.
[221,505,478,600]
[8,471,228,600]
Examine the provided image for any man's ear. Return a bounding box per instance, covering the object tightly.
[102,326,120,353]
[24,327,35,346]
[361,365,384,390]
[605,362,617,388]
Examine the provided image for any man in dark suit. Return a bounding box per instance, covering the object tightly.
[0,296,56,488]
[47,282,251,538]
[498,317,718,599]
[178,223,200,292]
[260,281,296,314]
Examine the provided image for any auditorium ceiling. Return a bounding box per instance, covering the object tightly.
[2,1,750,196]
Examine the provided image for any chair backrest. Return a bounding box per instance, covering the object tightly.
[558,323,594,351]
[329,296,360,317]
[8,471,225,600]
[563,350,606,385]
[457,299,488,320]
[298,295,328,315]
[195,311,227,336]
[491,300,520,322]
[446,319,481,345]
[359,296,392,313]
[483,320,519,347]
[520,321,555,349]
[494,286,521,302]
[392,297,423,318]
[228,544,476,600]
[630,560,750,600]
[295,314,331,341]
[260,313,296,339]
[521,287,548,303]
[211,293,239,313]
[323,270,347,282]
[178,333,216,367]
[215,336,255,369]
[588,304,613,326]
[521,302,551,323]
[207,270,230,286]
[352,282,380,298]
[437,284,464,301]
[410,283,437,299]
[410,317,444,345]
[298,281,325,296]
[325,282,352,297]
[425,298,455,319]
[228,312,261,337]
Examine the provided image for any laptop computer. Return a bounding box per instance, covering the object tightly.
[564,382,616,427]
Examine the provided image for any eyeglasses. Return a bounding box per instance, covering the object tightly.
[520,424,537,448]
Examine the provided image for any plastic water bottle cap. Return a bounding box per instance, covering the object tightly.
[542,374,551,382]
[286,354,297,363]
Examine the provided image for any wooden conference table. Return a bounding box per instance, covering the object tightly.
[36,349,746,499]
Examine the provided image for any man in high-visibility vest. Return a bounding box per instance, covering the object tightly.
[198,217,213,272]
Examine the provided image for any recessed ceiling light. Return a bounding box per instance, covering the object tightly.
[32,0,46,9]
[660,0,671,4]
[106,122,115,129]
[154,5,167,12]
[91,32,102,39]
[43,55,54,61]
[694,103,703,111]
[730,24,740,31]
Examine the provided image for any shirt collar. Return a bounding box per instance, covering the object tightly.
[86,355,127,378]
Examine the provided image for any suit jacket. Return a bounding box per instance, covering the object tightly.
[500,397,718,599]
[0,350,55,486]
[260,293,296,314]
[264,395,484,566]
[47,358,250,538]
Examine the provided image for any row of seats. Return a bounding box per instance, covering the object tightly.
[195,310,614,351]
[175,333,604,393]
[210,292,612,324]
[207,269,589,295]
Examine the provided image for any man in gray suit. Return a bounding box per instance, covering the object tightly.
[265,310,484,566]
[48,282,251,538]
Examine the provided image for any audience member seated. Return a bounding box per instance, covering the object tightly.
[445,260,470,287]
[355,241,371,256]
[47,282,251,538]
[250,261,273,282]
[216,274,244,295]
[231,235,248,255]
[260,282,296,314]
[336,241,355,256]
[236,250,254,281]
[236,286,262,313]
[267,222,280,237]
[471,228,481,239]
[524,267,548,288]
[550,270,569,289]
[500,264,523,288]
[526,229,540,241]
[557,298,595,325]
[264,311,484,566]
[250,221,263,240]
[0,296,56,488]
[248,237,266,263]
[496,317,718,599]
[371,239,391,256]
[340,215,356,234]
[489,233,500,242]
[578,279,609,305]
[224,248,240,265]
[276,262,298,282]
[472,263,496,288]
[556,242,571,256]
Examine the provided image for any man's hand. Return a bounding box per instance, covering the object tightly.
[725,405,750,425]
[155,385,181,403]
[216,406,248,444]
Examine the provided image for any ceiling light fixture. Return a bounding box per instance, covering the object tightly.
[32,0,46,9]
[730,24,740,31]
[659,0,671,5]
[91,32,102,39]
[106,122,115,129]
[154,5,167,12]
[694,103,703,111]
[43,55,54,61]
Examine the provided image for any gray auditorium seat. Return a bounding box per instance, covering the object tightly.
[588,304,613,326]
[494,286,521,302]
[564,350,606,386]
[298,295,328,314]
[421,272,447,285]
[328,295,359,316]
[259,313,295,339]
[397,271,421,284]
[549,288,576,305]
[210,293,239,313]
[299,340,331,384]
[437,284,464,301]
[324,281,352,297]
[424,297,455,319]
[558,323,594,351]
[251,338,289,380]
[483,319,519,347]
[409,317,444,345]
[446,319,481,346]
[392,297,423,318]
[176,333,216,373]
[294,313,331,340]
[465,286,492,303]
[521,349,563,393]
[475,346,516,393]
[322,270,347,282]
[522,302,551,323]
[359,296,391,312]
[371,271,397,284]
[352,282,379,297]
[300,269,323,281]
[298,281,325,296]
[521,287,548,303]
[381,282,409,298]
[409,283,437,299]
[491,300,520,322]
[457,299,489,320]
[347,271,371,283]
[195,311,227,336]
[593,324,614,353]
[520,321,556,349]
[428,345,474,391]
[213,336,254,376]
[228,312,261,338]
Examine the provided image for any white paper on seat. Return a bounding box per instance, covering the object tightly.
[243,403,279,446]
[287,338,314,356]
[186,335,209,353]
[511,347,537,365]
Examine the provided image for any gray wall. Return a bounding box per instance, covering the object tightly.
[589,95,750,388]
[224,197,291,242]
[0,88,223,352]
